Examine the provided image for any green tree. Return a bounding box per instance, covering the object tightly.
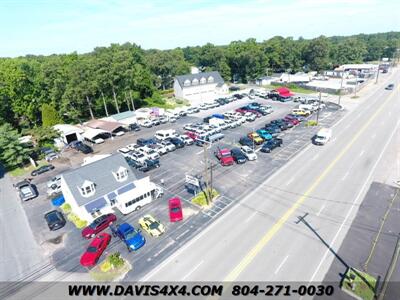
[303,36,332,71]
[30,126,60,148]
[0,123,32,169]
[41,103,62,127]
[334,38,367,64]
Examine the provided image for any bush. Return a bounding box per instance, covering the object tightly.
[108,252,125,269]
[67,213,88,229]
[60,203,71,214]
[192,189,219,206]
[175,99,184,104]
[100,260,112,273]
[306,120,318,127]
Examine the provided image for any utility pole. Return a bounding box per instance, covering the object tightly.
[203,142,210,205]
[378,233,400,300]
[354,73,358,98]
[85,95,94,119]
[112,86,120,114]
[316,90,321,125]
[101,91,109,117]
[338,71,344,106]
[375,59,381,84]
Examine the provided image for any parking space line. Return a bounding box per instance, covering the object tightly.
[316,204,326,217]
[244,211,257,223]
[359,149,365,157]
[153,240,175,257]
[176,229,190,241]
[274,255,289,274]
[285,177,295,186]
[181,260,204,281]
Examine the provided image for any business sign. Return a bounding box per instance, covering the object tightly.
[185,175,200,187]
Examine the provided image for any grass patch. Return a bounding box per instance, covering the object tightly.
[351,95,360,99]
[264,83,315,94]
[192,189,219,206]
[9,160,48,177]
[342,268,377,300]
[90,252,132,281]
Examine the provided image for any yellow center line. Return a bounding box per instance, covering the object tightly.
[224,86,398,282]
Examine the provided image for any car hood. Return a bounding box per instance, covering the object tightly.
[127,234,146,249]
[81,228,94,238]
[80,251,98,266]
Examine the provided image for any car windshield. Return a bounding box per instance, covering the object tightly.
[125,231,139,240]
[47,213,60,222]
[149,222,159,230]
[171,207,181,213]
[87,246,98,253]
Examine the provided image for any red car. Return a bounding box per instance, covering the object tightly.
[235,108,246,115]
[80,232,111,267]
[169,197,183,222]
[215,148,234,166]
[185,131,198,140]
[284,116,300,126]
[81,213,117,239]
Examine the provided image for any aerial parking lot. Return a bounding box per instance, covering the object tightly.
[9,91,346,282]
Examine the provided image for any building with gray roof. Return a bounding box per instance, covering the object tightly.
[173,71,228,104]
[61,153,161,222]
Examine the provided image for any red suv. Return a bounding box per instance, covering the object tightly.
[81,213,117,239]
[215,148,234,166]
[169,197,183,222]
[185,131,198,140]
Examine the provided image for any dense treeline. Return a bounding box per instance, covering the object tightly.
[1,32,399,131]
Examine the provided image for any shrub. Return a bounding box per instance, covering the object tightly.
[60,203,71,214]
[108,252,125,269]
[67,213,88,229]
[192,189,219,206]
[306,120,318,127]
[100,260,112,273]
[175,99,184,104]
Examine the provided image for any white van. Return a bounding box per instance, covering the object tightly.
[314,128,332,145]
[155,129,177,141]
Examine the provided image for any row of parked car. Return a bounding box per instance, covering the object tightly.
[78,196,184,268]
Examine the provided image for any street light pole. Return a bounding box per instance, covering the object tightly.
[316,89,321,125]
[375,59,381,84]
[338,71,344,106]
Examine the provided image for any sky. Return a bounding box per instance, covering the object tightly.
[0,0,399,57]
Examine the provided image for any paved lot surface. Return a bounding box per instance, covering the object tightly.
[1,69,397,299]
[321,182,400,300]
[139,69,400,283]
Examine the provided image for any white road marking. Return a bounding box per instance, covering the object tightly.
[316,204,326,217]
[181,260,204,281]
[255,148,262,153]
[274,255,289,274]
[153,240,175,257]
[309,119,400,283]
[141,143,314,282]
[311,154,320,161]
[176,229,190,240]
[196,150,204,155]
[244,211,257,223]
[371,133,376,139]
[359,149,365,157]
[341,171,350,181]
[285,177,295,186]
[381,121,385,126]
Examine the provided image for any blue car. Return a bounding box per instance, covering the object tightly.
[256,129,273,141]
[110,223,146,252]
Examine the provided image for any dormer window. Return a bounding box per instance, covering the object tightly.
[79,180,95,197]
[192,78,199,85]
[207,76,214,83]
[184,79,191,86]
[200,77,206,84]
[113,166,128,182]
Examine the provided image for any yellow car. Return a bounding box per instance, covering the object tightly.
[247,132,264,145]
[292,108,310,116]
[138,215,165,237]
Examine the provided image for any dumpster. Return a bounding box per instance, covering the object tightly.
[52,195,65,207]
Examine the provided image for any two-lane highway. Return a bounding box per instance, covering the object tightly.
[142,70,399,283]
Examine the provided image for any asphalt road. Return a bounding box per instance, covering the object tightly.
[0,171,47,281]
[142,70,400,284]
